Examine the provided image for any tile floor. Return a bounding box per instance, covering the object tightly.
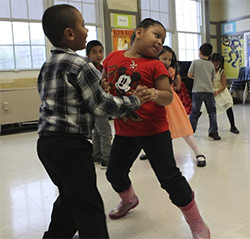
[0,104,249,239]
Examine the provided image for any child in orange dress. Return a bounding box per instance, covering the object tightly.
[140,46,206,167]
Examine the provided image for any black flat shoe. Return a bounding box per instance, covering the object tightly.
[140,154,148,160]
[196,155,206,167]
[230,127,240,134]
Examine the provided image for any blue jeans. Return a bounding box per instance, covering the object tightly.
[190,92,218,133]
[106,131,192,207]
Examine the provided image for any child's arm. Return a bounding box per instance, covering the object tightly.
[153,75,173,106]
[78,64,145,117]
[187,72,194,79]
[102,69,159,104]
[214,71,227,96]
[174,74,182,91]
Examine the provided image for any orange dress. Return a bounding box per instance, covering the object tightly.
[165,86,193,139]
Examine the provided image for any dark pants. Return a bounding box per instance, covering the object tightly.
[190,92,218,133]
[37,134,109,239]
[106,131,192,207]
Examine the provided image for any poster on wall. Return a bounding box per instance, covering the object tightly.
[221,34,244,79]
[244,32,250,67]
[112,29,134,51]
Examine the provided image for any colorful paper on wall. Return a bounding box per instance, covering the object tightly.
[221,34,244,79]
[112,29,134,51]
[244,32,250,67]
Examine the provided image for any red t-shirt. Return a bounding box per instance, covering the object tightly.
[103,50,170,136]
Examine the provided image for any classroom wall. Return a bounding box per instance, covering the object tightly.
[106,0,137,11]
[210,0,250,22]
[209,0,250,104]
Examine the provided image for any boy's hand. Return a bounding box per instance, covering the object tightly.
[101,78,110,93]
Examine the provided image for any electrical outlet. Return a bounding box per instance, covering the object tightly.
[3,102,9,111]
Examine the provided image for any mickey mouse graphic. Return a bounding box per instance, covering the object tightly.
[109,66,143,122]
[115,67,141,95]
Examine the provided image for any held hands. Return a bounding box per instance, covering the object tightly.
[101,78,110,93]
[133,85,159,104]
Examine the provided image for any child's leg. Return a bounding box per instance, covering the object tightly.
[94,116,112,164]
[142,131,210,238]
[92,125,101,163]
[226,107,240,133]
[106,135,141,219]
[142,131,192,206]
[37,135,109,239]
[183,135,206,167]
[189,93,204,133]
[183,135,201,156]
[203,93,218,134]
[226,107,235,127]
[106,135,141,192]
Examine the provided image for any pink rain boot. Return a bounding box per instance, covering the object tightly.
[179,193,210,239]
[109,186,139,219]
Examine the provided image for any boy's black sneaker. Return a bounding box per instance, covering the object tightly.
[100,160,108,170]
[208,132,221,140]
[230,126,240,134]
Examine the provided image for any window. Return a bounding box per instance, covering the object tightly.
[175,0,202,61]
[54,0,100,25]
[140,0,175,47]
[140,0,203,61]
[0,0,45,70]
[0,0,101,71]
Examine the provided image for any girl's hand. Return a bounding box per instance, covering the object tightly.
[214,90,219,97]
[168,67,175,80]
[101,78,110,93]
[133,86,158,104]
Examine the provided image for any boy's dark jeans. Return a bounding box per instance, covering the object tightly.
[190,92,218,133]
[37,134,109,239]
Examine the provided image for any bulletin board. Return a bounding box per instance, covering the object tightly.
[221,34,244,78]
[244,32,250,67]
[112,29,134,51]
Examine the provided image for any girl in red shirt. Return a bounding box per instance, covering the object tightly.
[103,18,210,239]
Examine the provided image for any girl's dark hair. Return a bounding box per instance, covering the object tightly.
[159,46,179,75]
[158,46,178,70]
[158,46,179,84]
[209,53,224,71]
[42,4,78,46]
[130,18,166,45]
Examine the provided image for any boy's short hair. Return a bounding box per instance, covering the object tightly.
[199,43,213,57]
[42,4,78,47]
[86,40,103,55]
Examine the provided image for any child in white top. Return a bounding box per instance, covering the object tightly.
[210,53,239,134]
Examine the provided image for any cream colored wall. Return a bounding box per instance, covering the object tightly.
[0,88,40,125]
[210,0,250,21]
[107,0,137,11]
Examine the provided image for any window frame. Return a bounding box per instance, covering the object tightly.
[0,0,103,72]
[140,0,204,61]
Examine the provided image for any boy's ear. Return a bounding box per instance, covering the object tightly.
[64,28,74,41]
